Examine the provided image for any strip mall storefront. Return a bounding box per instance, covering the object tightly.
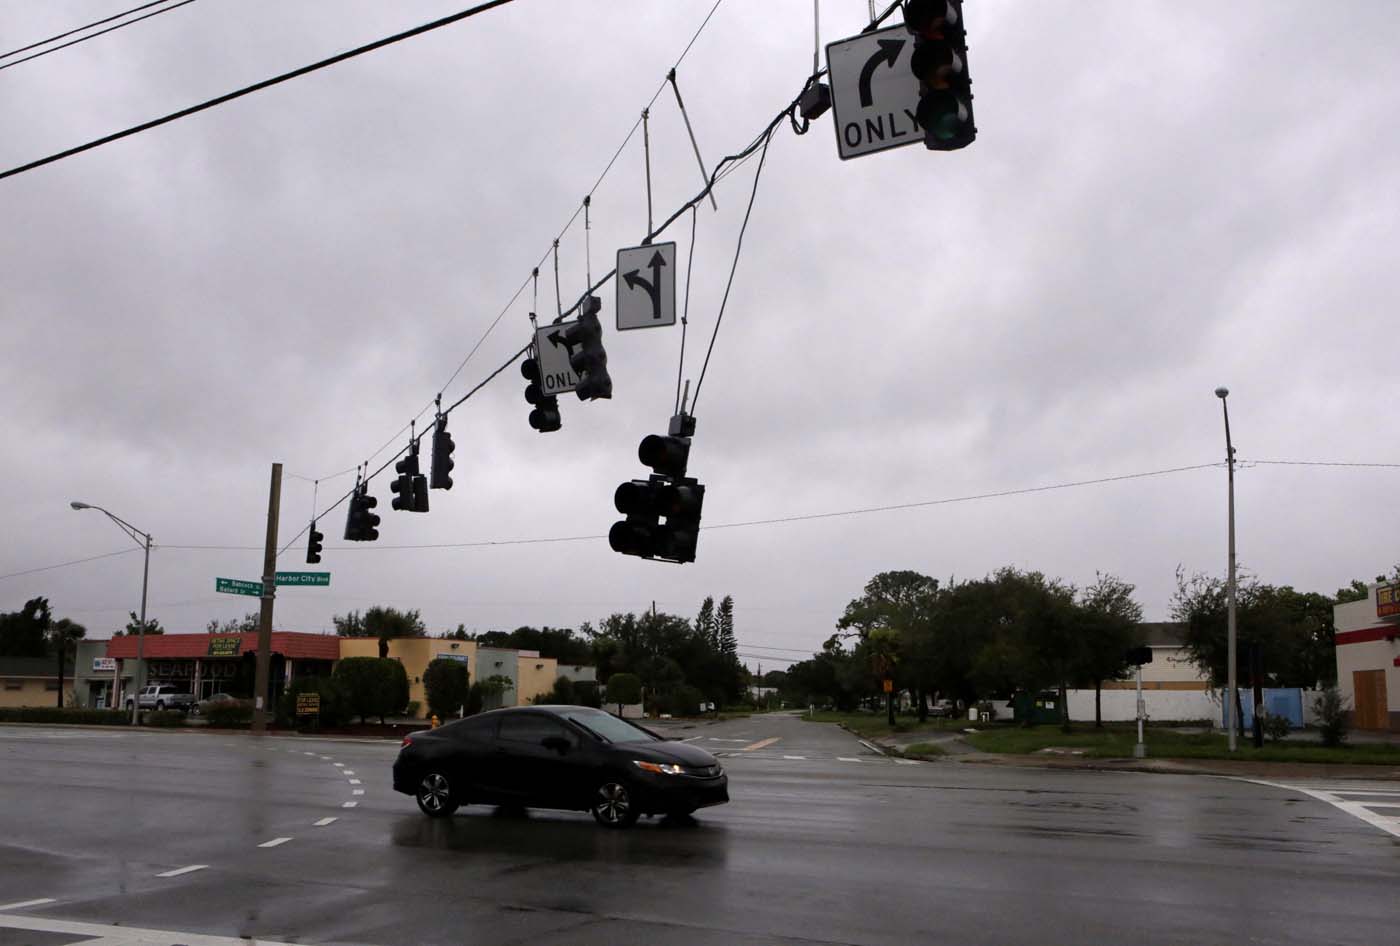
[1334,582,1400,732]
[102,632,339,707]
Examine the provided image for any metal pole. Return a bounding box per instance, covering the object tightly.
[1220,392,1238,753]
[252,463,283,734]
[132,531,151,725]
[1133,663,1145,758]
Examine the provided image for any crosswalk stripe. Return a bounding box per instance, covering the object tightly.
[1231,778,1400,840]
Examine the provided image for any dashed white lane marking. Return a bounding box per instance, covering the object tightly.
[258,837,293,848]
[343,770,355,776]
[741,737,782,752]
[342,801,358,808]
[0,899,56,912]
[319,755,333,760]
[894,758,919,765]
[1230,778,1400,840]
[782,755,807,760]
[708,738,750,743]
[333,762,345,767]
[1333,789,1400,797]
[303,751,315,756]
[352,789,365,796]
[156,864,208,878]
[348,779,362,785]
[314,817,338,827]
[837,756,862,763]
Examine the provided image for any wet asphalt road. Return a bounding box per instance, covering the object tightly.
[1,714,1397,946]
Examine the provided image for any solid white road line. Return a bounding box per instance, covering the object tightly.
[0,899,56,912]
[156,865,208,878]
[352,789,365,796]
[681,736,706,742]
[1231,778,1400,840]
[258,837,293,848]
[0,912,303,946]
[314,817,337,827]
[1333,789,1400,797]
[859,740,883,754]
[894,758,919,765]
[342,801,358,808]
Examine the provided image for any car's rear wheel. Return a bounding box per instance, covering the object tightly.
[416,771,458,818]
[591,780,639,828]
[155,700,165,711]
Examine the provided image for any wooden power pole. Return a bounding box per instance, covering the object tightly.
[251,463,282,734]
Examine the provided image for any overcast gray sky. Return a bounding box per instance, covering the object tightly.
[3,1,1397,668]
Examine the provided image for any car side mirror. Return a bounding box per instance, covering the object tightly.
[541,735,571,754]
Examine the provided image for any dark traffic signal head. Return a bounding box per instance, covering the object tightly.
[638,434,690,480]
[306,524,324,564]
[903,0,975,150]
[656,479,704,563]
[344,486,381,541]
[390,451,419,512]
[609,479,664,559]
[430,415,454,490]
[563,296,612,401]
[522,356,562,432]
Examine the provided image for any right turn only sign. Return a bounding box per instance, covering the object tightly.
[826,25,921,160]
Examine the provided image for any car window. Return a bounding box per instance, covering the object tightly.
[558,709,659,744]
[443,715,498,741]
[497,713,573,745]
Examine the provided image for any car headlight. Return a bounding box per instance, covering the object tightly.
[633,760,684,775]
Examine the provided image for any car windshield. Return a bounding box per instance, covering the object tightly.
[559,709,658,744]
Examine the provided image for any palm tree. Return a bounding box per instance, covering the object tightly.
[48,618,87,708]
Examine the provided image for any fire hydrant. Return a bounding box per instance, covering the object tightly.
[430,714,440,729]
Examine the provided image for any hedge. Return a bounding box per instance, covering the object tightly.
[333,657,410,723]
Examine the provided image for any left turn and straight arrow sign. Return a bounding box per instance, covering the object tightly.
[615,242,676,331]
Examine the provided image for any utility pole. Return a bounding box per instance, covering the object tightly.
[1133,661,1146,759]
[1215,387,1239,753]
[251,463,282,734]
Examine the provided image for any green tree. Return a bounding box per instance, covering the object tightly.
[333,606,426,658]
[717,596,736,659]
[0,597,51,657]
[1335,566,1400,604]
[422,658,471,719]
[696,596,717,649]
[606,672,642,715]
[838,571,940,723]
[332,657,409,724]
[116,611,164,637]
[1075,573,1144,727]
[46,617,86,708]
[206,612,258,634]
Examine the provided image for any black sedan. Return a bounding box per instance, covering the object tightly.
[392,705,728,828]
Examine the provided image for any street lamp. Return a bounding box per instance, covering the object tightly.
[1213,387,1238,753]
[71,501,152,725]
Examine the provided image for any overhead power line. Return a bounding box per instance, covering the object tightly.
[1,0,171,59]
[0,0,199,73]
[0,0,517,181]
[0,548,138,582]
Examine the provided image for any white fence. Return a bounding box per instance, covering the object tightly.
[1003,688,1324,727]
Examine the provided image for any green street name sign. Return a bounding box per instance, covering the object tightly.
[215,578,262,597]
[275,571,330,587]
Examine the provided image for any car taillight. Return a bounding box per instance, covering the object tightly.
[401,735,414,748]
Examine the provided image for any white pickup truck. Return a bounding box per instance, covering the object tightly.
[127,684,196,713]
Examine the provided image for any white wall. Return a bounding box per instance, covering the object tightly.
[1063,688,1218,723]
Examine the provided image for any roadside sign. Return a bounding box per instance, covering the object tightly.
[882,678,893,694]
[615,242,676,330]
[533,321,580,396]
[296,692,321,716]
[275,571,330,587]
[215,577,262,597]
[826,25,921,160]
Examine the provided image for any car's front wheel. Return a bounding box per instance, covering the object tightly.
[591,780,639,828]
[155,701,165,711]
[415,772,458,818]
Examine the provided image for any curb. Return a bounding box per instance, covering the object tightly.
[949,752,1400,781]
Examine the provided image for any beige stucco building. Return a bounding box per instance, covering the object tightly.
[338,637,561,717]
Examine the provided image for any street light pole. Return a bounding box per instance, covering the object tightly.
[70,501,152,725]
[1214,387,1238,753]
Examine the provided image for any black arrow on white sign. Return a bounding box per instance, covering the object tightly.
[622,250,668,320]
[858,39,905,108]
[546,330,577,357]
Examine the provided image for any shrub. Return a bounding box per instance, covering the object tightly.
[1262,712,1292,744]
[405,700,421,718]
[0,707,127,725]
[146,710,185,728]
[573,681,602,709]
[1313,686,1350,748]
[277,677,346,728]
[423,658,470,719]
[605,673,641,712]
[333,657,410,723]
[663,685,704,717]
[465,681,486,715]
[205,700,254,728]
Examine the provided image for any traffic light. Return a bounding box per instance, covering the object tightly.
[430,415,454,490]
[391,444,429,513]
[343,485,380,541]
[563,295,612,401]
[306,524,323,564]
[521,356,561,432]
[902,0,975,150]
[609,414,704,564]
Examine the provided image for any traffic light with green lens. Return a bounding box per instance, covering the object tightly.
[903,0,975,150]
